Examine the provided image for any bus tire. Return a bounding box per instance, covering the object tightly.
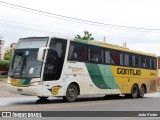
[63,84,78,102]
[138,85,145,98]
[131,84,139,98]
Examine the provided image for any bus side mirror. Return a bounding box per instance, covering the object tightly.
[37,47,49,61]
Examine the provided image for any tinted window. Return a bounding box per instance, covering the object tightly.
[149,58,157,70]
[68,42,88,62]
[68,41,157,70]
[124,53,129,66]
[105,50,110,64]
[132,55,140,68]
[120,53,123,66]
[110,51,120,65]
[88,46,103,63]
[141,56,147,68]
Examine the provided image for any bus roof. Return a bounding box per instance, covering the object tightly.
[18,36,156,57]
[73,38,157,57]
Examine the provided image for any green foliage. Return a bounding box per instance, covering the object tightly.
[0,51,12,69]
[75,31,94,40]
[4,51,12,60]
[0,60,9,68]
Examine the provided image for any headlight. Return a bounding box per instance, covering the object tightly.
[30,81,41,86]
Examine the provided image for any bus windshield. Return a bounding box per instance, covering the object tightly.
[8,49,43,78]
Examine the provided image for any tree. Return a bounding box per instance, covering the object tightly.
[75,31,94,40]
[0,51,12,69]
[0,60,9,68]
[4,51,12,60]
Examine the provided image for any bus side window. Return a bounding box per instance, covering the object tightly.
[132,55,140,68]
[82,48,87,61]
[132,55,135,67]
[149,58,157,70]
[124,54,129,66]
[110,52,119,65]
[135,56,139,67]
[105,50,110,64]
[120,53,123,66]
[141,56,147,68]
[154,58,157,69]
[68,42,87,62]
[89,46,103,63]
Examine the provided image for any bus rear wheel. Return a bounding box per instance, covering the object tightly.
[130,84,139,98]
[63,84,78,102]
[138,85,145,98]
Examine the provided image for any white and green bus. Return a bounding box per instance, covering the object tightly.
[7,36,158,102]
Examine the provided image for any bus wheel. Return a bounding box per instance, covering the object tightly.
[131,84,139,98]
[138,85,145,98]
[63,84,78,102]
[38,96,48,100]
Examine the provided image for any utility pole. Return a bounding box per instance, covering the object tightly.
[0,40,4,53]
[0,38,5,60]
[103,36,106,43]
[123,42,127,48]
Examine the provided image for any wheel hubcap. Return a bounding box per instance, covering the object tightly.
[140,87,144,95]
[68,88,75,98]
[133,87,137,94]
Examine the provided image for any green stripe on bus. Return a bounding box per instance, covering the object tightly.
[19,79,31,86]
[74,39,100,46]
[85,63,119,89]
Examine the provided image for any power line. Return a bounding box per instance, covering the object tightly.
[0,22,74,37]
[1,1,160,32]
[0,2,110,28]
[1,19,160,43]
[0,3,116,30]
[2,21,160,44]
[0,18,80,34]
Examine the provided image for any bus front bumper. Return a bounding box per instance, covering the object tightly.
[7,84,43,96]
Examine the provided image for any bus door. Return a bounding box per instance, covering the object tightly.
[43,49,58,81]
[42,38,67,96]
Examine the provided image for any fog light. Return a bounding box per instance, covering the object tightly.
[17,89,23,92]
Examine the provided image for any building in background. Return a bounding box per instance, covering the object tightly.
[0,39,4,56]
[5,43,16,53]
[0,43,16,60]
[0,42,16,75]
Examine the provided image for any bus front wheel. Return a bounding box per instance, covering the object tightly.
[63,84,78,102]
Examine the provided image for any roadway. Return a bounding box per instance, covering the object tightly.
[0,93,160,111]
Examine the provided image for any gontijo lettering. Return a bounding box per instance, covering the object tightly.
[117,68,141,76]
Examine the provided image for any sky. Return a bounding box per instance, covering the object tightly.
[1,0,160,55]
